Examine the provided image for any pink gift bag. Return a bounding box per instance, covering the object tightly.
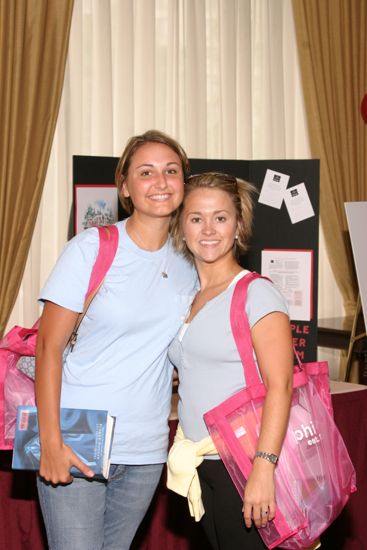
[204,272,356,549]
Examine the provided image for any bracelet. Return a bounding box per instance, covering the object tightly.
[255,451,279,465]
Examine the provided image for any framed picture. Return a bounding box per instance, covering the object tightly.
[74,184,119,234]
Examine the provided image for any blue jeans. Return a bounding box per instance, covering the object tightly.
[37,463,164,550]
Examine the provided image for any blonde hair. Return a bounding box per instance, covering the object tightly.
[115,129,189,214]
[171,171,256,260]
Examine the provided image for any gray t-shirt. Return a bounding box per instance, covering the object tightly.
[168,272,289,445]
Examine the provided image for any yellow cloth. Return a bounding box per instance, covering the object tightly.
[166,424,217,521]
[167,427,322,549]
[305,541,321,550]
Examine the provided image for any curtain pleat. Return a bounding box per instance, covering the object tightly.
[7,0,318,349]
[292,0,367,322]
[0,0,74,336]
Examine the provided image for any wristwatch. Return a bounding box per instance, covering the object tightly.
[255,451,279,465]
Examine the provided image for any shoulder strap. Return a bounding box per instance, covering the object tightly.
[85,225,119,300]
[230,272,300,387]
[69,225,119,350]
[229,271,265,388]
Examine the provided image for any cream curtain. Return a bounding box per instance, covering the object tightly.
[7,0,343,375]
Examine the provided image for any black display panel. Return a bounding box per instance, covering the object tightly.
[73,156,320,361]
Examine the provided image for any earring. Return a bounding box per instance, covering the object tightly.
[183,237,186,242]
[235,235,238,240]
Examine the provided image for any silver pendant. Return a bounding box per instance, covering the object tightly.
[161,272,168,278]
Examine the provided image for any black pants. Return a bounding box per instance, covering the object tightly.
[197,459,267,550]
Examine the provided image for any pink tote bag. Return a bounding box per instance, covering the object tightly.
[204,272,356,549]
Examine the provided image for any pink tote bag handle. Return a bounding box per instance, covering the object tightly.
[230,272,269,387]
[230,272,304,388]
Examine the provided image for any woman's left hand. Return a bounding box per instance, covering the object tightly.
[242,311,293,530]
[242,459,276,529]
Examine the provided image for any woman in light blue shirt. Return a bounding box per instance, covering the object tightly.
[35,130,197,550]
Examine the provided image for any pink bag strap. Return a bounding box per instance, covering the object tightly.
[230,271,306,388]
[86,225,119,299]
[69,225,119,350]
[230,271,264,387]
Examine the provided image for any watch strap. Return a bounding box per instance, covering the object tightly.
[255,451,279,465]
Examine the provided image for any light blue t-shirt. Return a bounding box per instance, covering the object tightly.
[168,272,289,445]
[39,220,198,464]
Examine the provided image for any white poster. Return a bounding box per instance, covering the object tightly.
[261,249,313,321]
[345,202,367,326]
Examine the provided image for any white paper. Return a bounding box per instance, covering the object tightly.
[284,183,315,224]
[261,249,313,321]
[75,185,119,234]
[258,169,290,209]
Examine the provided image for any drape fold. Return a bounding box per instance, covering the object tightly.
[0,0,74,336]
[292,0,367,322]
[6,1,315,346]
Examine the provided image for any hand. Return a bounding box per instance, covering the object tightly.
[39,440,95,485]
[242,460,276,529]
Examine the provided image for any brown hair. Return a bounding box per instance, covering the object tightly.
[115,129,189,214]
[171,171,257,260]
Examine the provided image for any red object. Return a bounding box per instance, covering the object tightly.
[361,94,367,124]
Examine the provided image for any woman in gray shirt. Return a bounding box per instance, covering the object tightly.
[168,172,293,550]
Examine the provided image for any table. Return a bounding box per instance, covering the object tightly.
[320,381,367,550]
[318,318,367,383]
[317,317,354,350]
[1,382,366,550]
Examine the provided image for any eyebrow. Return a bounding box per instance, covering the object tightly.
[187,209,230,215]
[135,161,180,169]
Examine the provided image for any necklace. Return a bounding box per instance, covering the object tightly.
[126,219,169,279]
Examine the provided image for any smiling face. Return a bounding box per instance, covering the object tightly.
[182,188,239,266]
[121,142,184,220]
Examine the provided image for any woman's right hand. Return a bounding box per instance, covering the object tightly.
[39,440,95,485]
[36,302,95,485]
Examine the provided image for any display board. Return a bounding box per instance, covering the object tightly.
[73,156,320,361]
